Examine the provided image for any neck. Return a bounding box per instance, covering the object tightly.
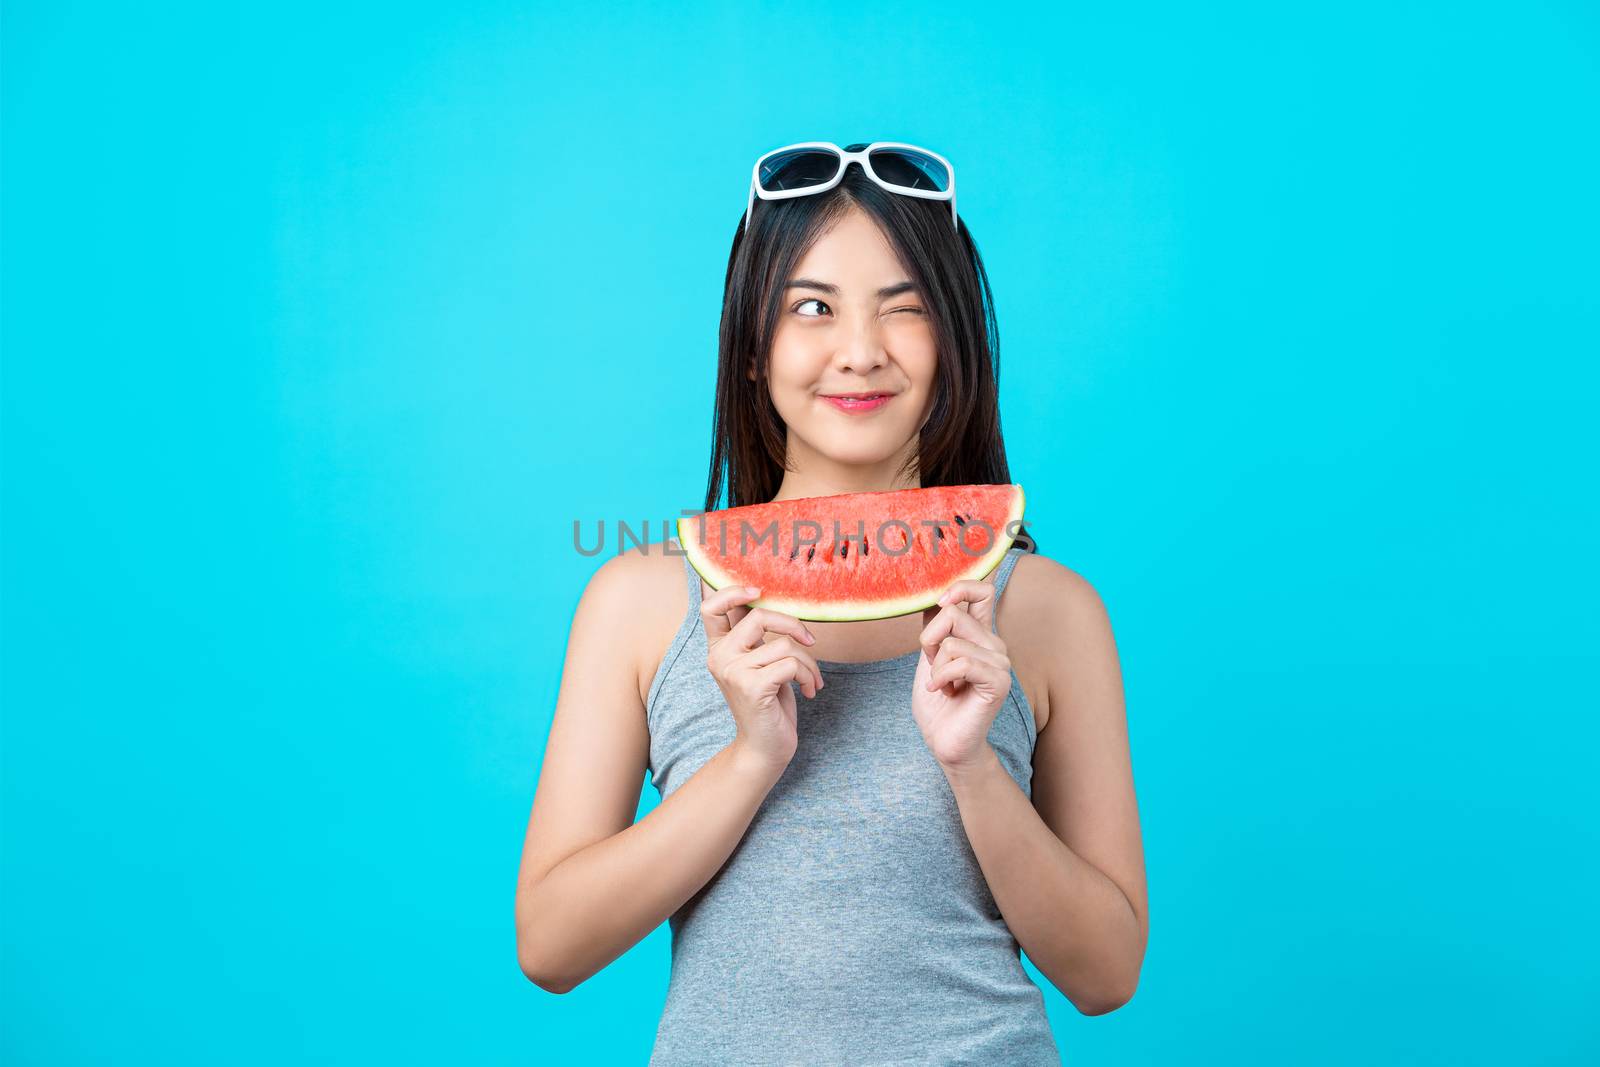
[770,436,921,503]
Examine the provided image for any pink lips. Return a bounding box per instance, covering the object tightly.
[820,393,893,414]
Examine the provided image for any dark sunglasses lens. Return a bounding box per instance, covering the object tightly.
[758,149,841,192]
[868,148,950,192]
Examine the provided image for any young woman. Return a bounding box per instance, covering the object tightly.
[515,142,1148,1065]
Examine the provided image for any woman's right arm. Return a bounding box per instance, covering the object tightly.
[513,550,822,994]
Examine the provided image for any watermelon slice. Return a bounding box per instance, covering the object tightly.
[677,484,1026,621]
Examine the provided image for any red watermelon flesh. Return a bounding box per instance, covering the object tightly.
[677,484,1025,621]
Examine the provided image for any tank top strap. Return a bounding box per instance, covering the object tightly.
[987,545,1028,634]
[675,540,704,608]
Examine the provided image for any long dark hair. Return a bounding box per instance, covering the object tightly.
[704,144,1036,552]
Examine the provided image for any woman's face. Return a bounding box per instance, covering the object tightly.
[758,205,938,473]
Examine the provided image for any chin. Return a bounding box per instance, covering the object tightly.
[804,432,910,467]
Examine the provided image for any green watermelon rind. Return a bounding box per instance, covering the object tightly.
[675,485,1026,622]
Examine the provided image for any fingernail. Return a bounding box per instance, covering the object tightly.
[803,631,815,644]
[747,586,760,595]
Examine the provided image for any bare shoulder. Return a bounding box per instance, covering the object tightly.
[1008,552,1110,621]
[583,538,690,599]
[996,552,1116,734]
[576,541,695,708]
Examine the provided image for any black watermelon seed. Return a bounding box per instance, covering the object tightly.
[953,514,966,526]
[806,546,815,562]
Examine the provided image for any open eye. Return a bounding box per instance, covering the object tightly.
[793,298,831,317]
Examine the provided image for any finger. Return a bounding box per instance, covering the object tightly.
[926,655,973,694]
[728,607,816,654]
[752,657,807,698]
[934,580,998,631]
[919,605,955,664]
[701,584,761,643]
[919,602,994,662]
[932,636,1006,673]
[741,638,825,696]
[926,655,1009,694]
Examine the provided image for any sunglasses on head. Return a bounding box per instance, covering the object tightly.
[744,141,958,231]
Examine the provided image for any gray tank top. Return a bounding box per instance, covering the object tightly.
[645,541,1062,1066]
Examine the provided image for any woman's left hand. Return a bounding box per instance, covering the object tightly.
[912,579,1012,772]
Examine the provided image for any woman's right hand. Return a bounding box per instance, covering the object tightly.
[700,584,824,775]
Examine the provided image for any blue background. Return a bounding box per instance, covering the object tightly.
[4,2,1597,1063]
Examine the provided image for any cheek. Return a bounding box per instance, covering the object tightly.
[766,332,824,390]
[763,358,813,423]
[902,344,938,396]
[890,320,938,373]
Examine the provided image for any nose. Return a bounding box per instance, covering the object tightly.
[833,318,889,375]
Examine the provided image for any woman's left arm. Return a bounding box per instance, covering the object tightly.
[915,560,1148,1016]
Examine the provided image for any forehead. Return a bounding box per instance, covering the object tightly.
[791,207,909,283]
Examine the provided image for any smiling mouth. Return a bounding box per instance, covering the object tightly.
[819,392,895,413]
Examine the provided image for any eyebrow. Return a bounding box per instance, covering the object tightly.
[785,277,920,299]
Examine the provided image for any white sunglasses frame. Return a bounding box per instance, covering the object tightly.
[745,141,958,230]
